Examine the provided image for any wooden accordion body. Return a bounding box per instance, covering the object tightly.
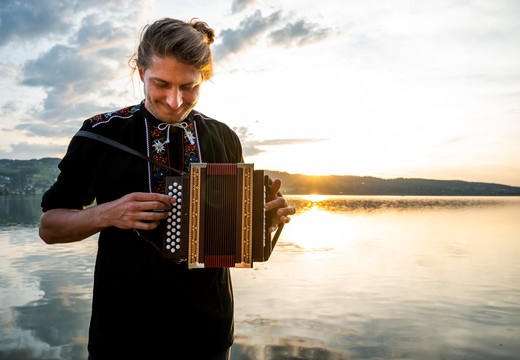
[158,163,278,269]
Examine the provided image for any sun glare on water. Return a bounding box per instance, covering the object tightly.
[301,194,332,203]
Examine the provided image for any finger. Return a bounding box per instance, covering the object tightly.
[126,192,176,205]
[132,220,162,231]
[268,215,291,233]
[139,209,170,221]
[265,197,287,212]
[269,178,282,199]
[126,198,175,213]
[279,206,296,216]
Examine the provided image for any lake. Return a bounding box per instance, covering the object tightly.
[1,195,519,360]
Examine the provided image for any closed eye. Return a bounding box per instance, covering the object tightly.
[155,80,170,89]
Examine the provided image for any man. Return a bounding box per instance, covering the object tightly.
[39,18,294,360]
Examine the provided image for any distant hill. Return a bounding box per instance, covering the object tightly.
[265,171,520,196]
[0,158,60,195]
[1,158,519,196]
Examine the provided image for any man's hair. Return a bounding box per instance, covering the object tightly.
[131,18,215,81]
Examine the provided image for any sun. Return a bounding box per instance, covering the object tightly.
[302,194,332,203]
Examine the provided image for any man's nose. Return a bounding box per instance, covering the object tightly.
[166,88,183,109]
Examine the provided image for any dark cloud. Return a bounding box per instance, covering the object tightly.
[73,13,135,57]
[268,19,332,47]
[15,10,137,130]
[19,43,120,125]
[215,10,282,60]
[0,1,75,46]
[15,120,83,138]
[214,9,332,61]
[21,44,107,89]
[0,0,134,47]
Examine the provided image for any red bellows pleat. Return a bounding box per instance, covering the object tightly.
[204,164,237,267]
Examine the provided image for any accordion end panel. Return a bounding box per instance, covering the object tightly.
[162,163,278,268]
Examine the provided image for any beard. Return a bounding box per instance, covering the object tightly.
[144,97,197,124]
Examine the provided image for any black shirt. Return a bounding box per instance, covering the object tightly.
[41,102,242,358]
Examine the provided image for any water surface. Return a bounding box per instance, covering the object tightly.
[1,195,519,359]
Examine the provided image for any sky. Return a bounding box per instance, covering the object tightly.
[0,0,519,186]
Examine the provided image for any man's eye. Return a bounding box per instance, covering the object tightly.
[182,85,198,91]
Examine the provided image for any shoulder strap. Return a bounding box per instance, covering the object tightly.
[74,130,185,175]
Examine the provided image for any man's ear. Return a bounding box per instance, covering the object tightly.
[138,66,145,82]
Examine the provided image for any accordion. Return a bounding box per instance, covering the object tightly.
[143,163,281,269]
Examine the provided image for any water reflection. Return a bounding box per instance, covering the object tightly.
[1,196,519,359]
[1,223,96,360]
[0,195,42,226]
[289,195,514,214]
[231,196,520,360]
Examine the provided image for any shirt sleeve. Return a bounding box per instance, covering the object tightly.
[41,121,100,212]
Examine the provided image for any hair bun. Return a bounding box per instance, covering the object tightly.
[190,19,215,45]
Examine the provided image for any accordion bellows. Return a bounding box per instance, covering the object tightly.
[145,163,279,268]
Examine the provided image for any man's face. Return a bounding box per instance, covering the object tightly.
[139,55,202,123]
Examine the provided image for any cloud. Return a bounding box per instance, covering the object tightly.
[1,100,20,114]
[235,126,327,157]
[3,142,67,160]
[268,19,332,47]
[242,138,327,157]
[214,10,283,60]
[214,9,333,61]
[19,43,120,126]
[0,0,138,47]
[0,1,74,47]
[4,0,142,136]
[21,45,105,89]
[231,0,256,14]
[15,121,80,138]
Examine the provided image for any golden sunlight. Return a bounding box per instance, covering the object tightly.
[302,194,332,203]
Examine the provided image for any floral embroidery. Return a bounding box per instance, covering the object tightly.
[146,115,200,194]
[90,104,139,127]
[153,139,166,154]
[147,121,169,193]
[182,122,200,171]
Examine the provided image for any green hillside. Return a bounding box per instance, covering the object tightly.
[1,158,519,196]
[0,158,60,194]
